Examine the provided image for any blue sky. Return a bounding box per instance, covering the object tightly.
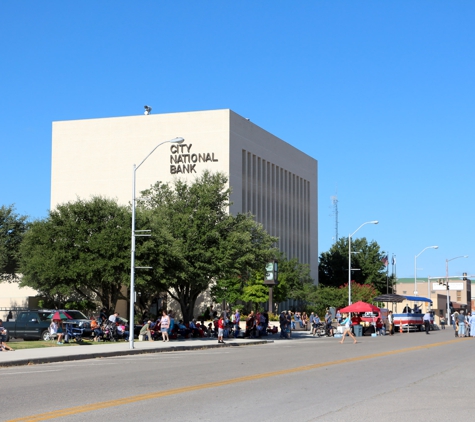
[1,1,474,280]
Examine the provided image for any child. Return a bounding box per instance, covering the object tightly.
[217,315,225,344]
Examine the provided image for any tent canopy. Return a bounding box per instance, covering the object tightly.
[403,295,432,303]
[373,294,432,304]
[339,301,380,313]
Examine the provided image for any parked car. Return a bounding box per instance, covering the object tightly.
[3,309,92,341]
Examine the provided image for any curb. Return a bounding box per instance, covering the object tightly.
[0,339,273,368]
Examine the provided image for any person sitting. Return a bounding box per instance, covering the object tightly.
[90,316,103,342]
[177,320,191,338]
[50,319,64,344]
[294,312,304,328]
[139,320,154,341]
[189,319,202,337]
[375,318,385,336]
[0,320,14,351]
[117,322,129,341]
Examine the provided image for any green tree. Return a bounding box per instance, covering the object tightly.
[0,204,29,282]
[318,237,388,291]
[241,274,269,312]
[306,282,380,317]
[19,197,131,312]
[273,254,314,304]
[138,171,277,322]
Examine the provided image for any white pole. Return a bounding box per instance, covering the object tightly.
[129,164,137,350]
[348,220,378,306]
[414,246,438,296]
[129,137,184,350]
[348,234,352,306]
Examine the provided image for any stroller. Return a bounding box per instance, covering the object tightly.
[102,320,119,342]
[64,323,84,343]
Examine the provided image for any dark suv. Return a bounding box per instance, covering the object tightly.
[3,309,92,341]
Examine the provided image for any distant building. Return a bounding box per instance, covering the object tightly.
[51,109,318,316]
[0,281,39,320]
[394,277,474,323]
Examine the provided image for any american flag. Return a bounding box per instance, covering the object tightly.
[381,255,389,267]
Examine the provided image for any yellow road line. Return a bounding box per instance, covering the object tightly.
[8,338,465,422]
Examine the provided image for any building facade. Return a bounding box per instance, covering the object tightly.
[394,277,474,324]
[51,109,318,281]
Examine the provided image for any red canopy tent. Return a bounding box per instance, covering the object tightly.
[339,301,380,314]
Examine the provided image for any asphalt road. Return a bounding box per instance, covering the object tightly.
[2,329,472,422]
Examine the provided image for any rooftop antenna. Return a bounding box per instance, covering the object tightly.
[331,195,339,242]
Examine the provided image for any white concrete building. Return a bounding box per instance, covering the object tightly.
[51,109,318,280]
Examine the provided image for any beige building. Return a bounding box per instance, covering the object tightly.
[394,277,473,324]
[0,282,40,320]
[51,109,318,283]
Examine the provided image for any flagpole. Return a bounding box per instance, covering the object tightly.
[386,253,389,294]
[392,254,397,294]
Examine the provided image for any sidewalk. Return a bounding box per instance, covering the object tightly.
[0,336,275,367]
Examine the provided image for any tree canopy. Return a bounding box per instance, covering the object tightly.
[0,204,29,282]
[138,171,277,322]
[19,197,131,311]
[318,237,390,292]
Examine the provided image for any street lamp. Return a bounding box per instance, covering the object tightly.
[129,136,184,350]
[348,220,379,305]
[413,246,438,296]
[445,255,468,326]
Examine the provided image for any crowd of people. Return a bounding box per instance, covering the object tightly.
[3,304,475,351]
[451,310,475,338]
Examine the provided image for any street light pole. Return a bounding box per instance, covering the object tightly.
[348,220,378,305]
[445,255,468,326]
[129,137,184,350]
[414,246,438,297]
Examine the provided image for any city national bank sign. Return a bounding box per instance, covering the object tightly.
[169,143,218,174]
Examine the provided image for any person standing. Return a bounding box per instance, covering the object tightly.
[439,315,446,330]
[336,310,341,324]
[339,313,357,344]
[452,311,459,337]
[286,311,292,338]
[108,312,119,323]
[423,311,431,335]
[217,314,225,344]
[160,310,170,342]
[309,312,315,331]
[279,311,287,339]
[233,309,241,338]
[312,313,321,336]
[388,311,394,335]
[469,312,475,337]
[325,309,334,337]
[458,311,467,338]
